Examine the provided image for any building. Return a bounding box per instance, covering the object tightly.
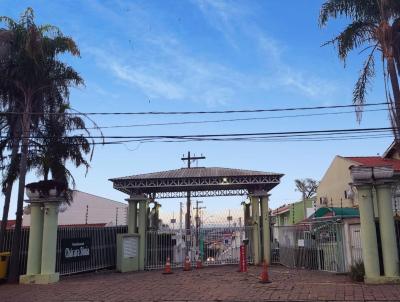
[272,198,315,226]
[23,190,128,227]
[316,155,400,211]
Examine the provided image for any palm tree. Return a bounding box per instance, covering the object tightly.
[319,0,400,141]
[0,8,82,282]
[30,103,93,197]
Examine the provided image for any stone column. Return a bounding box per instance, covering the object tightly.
[138,198,148,270]
[126,197,138,234]
[250,195,261,265]
[25,201,43,275]
[26,202,43,275]
[376,182,400,279]
[258,192,271,265]
[356,184,381,281]
[40,200,60,283]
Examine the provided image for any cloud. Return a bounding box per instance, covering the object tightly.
[193,0,338,100]
[85,44,248,106]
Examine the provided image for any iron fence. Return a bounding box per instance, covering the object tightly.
[271,222,346,273]
[145,226,254,270]
[2,225,127,276]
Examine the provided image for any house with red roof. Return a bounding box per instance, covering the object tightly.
[316,152,400,212]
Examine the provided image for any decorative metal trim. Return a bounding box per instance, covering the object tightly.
[153,189,249,199]
[112,175,281,190]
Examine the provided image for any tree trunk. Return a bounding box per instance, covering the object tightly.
[8,93,31,283]
[0,182,13,252]
[0,126,21,251]
[387,56,400,141]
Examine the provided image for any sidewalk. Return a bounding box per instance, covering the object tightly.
[0,265,399,301]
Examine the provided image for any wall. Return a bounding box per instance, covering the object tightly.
[23,190,128,226]
[275,199,314,226]
[316,156,356,209]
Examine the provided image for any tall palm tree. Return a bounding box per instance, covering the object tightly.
[0,8,82,282]
[319,0,400,141]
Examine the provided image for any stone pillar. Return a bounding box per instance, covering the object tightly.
[40,200,60,283]
[259,192,271,265]
[25,201,43,275]
[126,197,138,234]
[356,184,381,281]
[376,182,400,279]
[250,195,261,265]
[138,199,148,270]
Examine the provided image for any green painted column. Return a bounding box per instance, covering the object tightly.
[126,198,138,234]
[250,195,261,265]
[356,184,380,280]
[138,199,148,270]
[40,201,60,276]
[376,182,400,277]
[26,201,44,275]
[260,194,271,265]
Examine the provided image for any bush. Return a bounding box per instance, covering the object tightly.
[349,260,365,282]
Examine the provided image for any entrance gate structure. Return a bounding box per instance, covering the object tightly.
[110,166,283,271]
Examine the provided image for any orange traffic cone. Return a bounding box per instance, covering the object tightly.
[183,255,191,271]
[259,261,271,283]
[196,258,203,269]
[162,257,173,274]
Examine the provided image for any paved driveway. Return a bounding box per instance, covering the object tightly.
[0,265,400,301]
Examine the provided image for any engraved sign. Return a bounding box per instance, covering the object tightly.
[123,236,138,258]
[61,238,91,263]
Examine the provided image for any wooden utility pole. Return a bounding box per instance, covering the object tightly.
[181,152,205,231]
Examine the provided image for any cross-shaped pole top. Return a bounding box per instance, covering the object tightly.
[181,151,206,168]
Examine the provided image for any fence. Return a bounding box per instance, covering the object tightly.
[2,225,127,276]
[145,226,254,270]
[271,222,346,273]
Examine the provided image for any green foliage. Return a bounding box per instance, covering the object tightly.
[319,0,400,124]
[349,260,365,282]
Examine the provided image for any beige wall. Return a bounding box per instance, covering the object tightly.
[316,156,357,208]
[23,190,128,226]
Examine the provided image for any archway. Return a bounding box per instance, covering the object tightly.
[110,165,283,271]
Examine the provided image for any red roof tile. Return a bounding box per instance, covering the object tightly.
[345,156,400,171]
[0,220,16,229]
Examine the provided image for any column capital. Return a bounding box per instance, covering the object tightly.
[350,182,373,189]
[250,190,270,197]
[127,194,148,201]
[374,180,395,187]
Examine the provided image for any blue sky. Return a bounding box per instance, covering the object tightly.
[0,1,393,220]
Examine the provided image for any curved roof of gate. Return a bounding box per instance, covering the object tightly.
[109,167,283,198]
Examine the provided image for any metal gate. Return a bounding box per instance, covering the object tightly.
[271,222,346,273]
[145,226,253,270]
[2,225,127,276]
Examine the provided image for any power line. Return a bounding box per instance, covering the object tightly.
[9,126,394,141]
[0,101,389,116]
[85,108,388,129]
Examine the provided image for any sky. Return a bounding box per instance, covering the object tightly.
[0,1,394,221]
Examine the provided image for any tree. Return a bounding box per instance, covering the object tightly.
[295,178,319,219]
[0,8,82,282]
[319,0,400,142]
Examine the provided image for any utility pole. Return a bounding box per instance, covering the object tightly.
[179,202,183,234]
[85,205,88,225]
[181,151,205,231]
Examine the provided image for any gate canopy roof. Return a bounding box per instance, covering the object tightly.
[110,167,283,198]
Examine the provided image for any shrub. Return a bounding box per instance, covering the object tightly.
[349,260,365,282]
